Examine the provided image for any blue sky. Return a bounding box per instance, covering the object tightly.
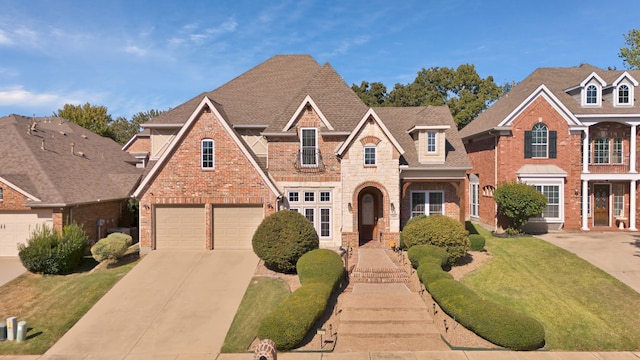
[0,0,638,119]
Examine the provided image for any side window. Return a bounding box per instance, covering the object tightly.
[364,146,376,166]
[201,139,214,169]
[426,131,437,153]
[300,128,318,166]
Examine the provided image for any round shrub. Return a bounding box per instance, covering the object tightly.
[19,224,88,275]
[401,215,470,265]
[297,249,344,289]
[416,261,453,290]
[408,244,449,268]
[252,210,319,273]
[91,232,133,262]
[469,234,486,251]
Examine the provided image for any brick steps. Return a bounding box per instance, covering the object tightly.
[350,267,408,283]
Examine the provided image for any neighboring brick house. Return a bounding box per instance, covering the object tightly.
[0,114,143,256]
[127,55,471,253]
[459,65,640,232]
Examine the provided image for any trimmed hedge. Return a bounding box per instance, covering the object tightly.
[252,210,319,273]
[469,234,486,251]
[429,279,545,350]
[410,246,546,350]
[407,244,449,268]
[18,224,88,275]
[91,232,133,262]
[258,249,344,351]
[401,215,469,265]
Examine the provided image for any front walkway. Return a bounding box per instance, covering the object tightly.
[0,257,26,287]
[536,231,640,293]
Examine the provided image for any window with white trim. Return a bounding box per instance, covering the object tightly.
[201,139,214,169]
[618,84,630,104]
[580,188,592,216]
[613,184,625,217]
[287,188,333,239]
[0,187,3,201]
[300,128,318,166]
[586,84,598,104]
[593,138,610,164]
[364,146,376,165]
[411,191,444,217]
[613,138,623,164]
[426,131,437,153]
[470,182,479,218]
[531,123,548,158]
[534,185,560,219]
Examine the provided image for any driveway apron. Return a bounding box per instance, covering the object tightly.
[0,257,26,287]
[537,232,640,293]
[43,250,258,360]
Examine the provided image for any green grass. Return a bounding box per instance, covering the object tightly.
[221,276,290,353]
[461,226,640,351]
[0,254,139,354]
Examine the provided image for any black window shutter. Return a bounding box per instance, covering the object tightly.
[524,131,532,158]
[549,131,557,158]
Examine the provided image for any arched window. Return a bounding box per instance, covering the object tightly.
[586,84,598,104]
[618,84,630,104]
[531,123,548,158]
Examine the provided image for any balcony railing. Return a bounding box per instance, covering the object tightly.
[294,149,326,173]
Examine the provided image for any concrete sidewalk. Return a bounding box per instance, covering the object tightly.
[536,231,640,293]
[40,250,259,360]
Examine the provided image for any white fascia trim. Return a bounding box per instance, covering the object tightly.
[580,72,606,87]
[497,85,582,127]
[577,114,640,119]
[121,134,143,151]
[141,123,184,128]
[282,95,334,132]
[335,108,405,156]
[0,175,41,202]
[612,72,639,87]
[581,173,640,181]
[406,125,451,134]
[133,97,281,198]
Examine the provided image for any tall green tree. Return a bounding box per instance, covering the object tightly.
[619,28,640,70]
[54,103,112,137]
[107,109,164,145]
[351,64,504,129]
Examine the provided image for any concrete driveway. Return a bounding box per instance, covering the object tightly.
[42,250,258,360]
[0,257,26,287]
[537,231,640,293]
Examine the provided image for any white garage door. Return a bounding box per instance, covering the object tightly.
[213,206,263,249]
[155,206,205,249]
[0,210,53,256]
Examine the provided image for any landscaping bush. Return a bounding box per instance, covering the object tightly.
[91,232,133,262]
[297,249,344,289]
[469,234,486,251]
[494,181,547,234]
[407,244,449,268]
[416,260,453,290]
[401,215,469,265]
[19,223,88,275]
[252,210,319,273]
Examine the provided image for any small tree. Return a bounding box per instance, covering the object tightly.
[494,181,547,234]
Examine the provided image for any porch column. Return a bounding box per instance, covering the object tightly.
[630,180,637,231]
[582,128,589,173]
[630,124,637,173]
[581,180,590,231]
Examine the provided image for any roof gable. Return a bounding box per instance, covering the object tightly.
[497,84,581,127]
[336,108,405,156]
[133,97,280,198]
[282,95,334,131]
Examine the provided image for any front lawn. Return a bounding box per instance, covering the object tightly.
[221,276,290,353]
[0,254,139,354]
[461,227,640,351]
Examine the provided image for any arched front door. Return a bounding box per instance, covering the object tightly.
[358,187,383,244]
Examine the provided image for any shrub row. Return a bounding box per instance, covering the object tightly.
[407,244,449,268]
[91,232,133,262]
[401,215,469,265]
[19,224,88,275]
[411,248,545,350]
[257,249,344,351]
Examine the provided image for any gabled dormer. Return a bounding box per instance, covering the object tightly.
[406,125,450,164]
[580,72,606,107]
[612,71,638,107]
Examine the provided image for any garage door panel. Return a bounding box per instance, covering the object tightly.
[213,206,263,250]
[155,206,205,250]
[0,210,53,256]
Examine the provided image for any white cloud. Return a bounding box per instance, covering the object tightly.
[171,18,238,46]
[0,29,12,45]
[0,86,79,108]
[124,45,147,56]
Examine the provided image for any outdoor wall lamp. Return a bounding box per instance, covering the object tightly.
[390,202,396,214]
[348,202,352,212]
[574,188,580,196]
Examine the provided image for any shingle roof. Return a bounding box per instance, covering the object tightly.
[0,114,143,206]
[459,65,640,139]
[375,106,471,169]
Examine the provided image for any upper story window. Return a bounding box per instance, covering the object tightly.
[426,131,437,153]
[586,85,598,104]
[618,84,630,105]
[364,145,377,166]
[201,139,214,169]
[525,123,556,159]
[300,128,318,166]
[0,187,3,201]
[288,191,299,202]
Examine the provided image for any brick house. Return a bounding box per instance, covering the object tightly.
[0,114,143,256]
[459,65,640,232]
[127,55,471,253]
